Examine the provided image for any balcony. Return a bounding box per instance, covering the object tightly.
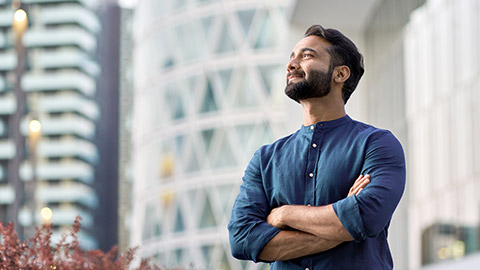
[22,0,99,10]
[40,5,101,34]
[37,138,99,163]
[0,140,15,160]
[37,94,100,120]
[22,71,96,96]
[0,9,13,28]
[24,27,96,53]
[36,182,97,208]
[21,114,95,138]
[34,49,100,77]
[19,205,93,227]
[0,184,14,204]
[0,95,15,115]
[20,160,95,184]
[0,52,16,71]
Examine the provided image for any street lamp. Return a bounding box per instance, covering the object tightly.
[27,117,41,231]
[8,7,29,238]
[40,206,52,225]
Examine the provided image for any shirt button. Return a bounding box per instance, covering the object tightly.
[306,268,310,270]
[309,173,314,178]
[312,143,317,148]
[307,204,311,206]
[310,125,314,130]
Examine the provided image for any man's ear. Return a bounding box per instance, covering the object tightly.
[333,65,350,83]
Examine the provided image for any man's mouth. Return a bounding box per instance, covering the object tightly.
[287,73,304,84]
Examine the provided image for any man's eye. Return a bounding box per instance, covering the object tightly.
[303,54,313,58]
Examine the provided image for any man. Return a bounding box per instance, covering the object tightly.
[228,24,406,269]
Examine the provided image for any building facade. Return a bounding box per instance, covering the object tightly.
[130,0,290,268]
[0,0,116,250]
[129,0,480,269]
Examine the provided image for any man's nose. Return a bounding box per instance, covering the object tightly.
[287,57,299,72]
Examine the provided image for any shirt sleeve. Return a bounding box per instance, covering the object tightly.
[333,130,406,241]
[227,149,281,262]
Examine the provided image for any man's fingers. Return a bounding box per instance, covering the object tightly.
[348,175,370,197]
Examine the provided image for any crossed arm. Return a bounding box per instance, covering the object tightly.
[258,174,370,261]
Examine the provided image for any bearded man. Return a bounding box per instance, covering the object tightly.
[228,24,406,269]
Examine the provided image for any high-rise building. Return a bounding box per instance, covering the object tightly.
[129,0,290,268]
[0,0,119,250]
[128,0,480,269]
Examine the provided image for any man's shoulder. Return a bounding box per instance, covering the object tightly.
[350,119,399,142]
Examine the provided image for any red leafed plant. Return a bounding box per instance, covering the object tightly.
[0,216,162,270]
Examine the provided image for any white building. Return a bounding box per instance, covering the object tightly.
[0,0,102,249]
[129,0,480,269]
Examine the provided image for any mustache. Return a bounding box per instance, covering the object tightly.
[287,71,305,77]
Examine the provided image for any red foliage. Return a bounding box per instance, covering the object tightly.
[0,217,164,270]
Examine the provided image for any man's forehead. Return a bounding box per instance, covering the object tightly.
[292,35,331,53]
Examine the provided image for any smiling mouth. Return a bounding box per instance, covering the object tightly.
[287,75,304,84]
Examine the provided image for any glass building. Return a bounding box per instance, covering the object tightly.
[129,0,480,269]
[130,0,290,268]
[0,0,116,250]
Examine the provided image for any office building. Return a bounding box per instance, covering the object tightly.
[0,0,119,250]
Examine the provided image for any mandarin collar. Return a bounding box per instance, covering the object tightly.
[300,115,352,133]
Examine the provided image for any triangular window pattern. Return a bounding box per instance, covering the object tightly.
[199,194,217,228]
[258,64,281,97]
[235,123,255,151]
[213,132,237,168]
[173,204,185,233]
[232,69,258,108]
[254,123,274,148]
[216,249,232,270]
[200,79,219,114]
[216,184,235,216]
[254,11,278,49]
[174,248,184,265]
[201,245,214,269]
[201,128,215,154]
[217,68,233,95]
[201,15,215,45]
[185,146,200,173]
[215,22,236,53]
[236,9,256,38]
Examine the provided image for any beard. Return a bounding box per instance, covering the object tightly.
[284,66,333,103]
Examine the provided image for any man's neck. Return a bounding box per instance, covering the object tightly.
[300,97,346,126]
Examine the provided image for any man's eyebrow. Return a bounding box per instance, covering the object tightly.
[290,47,319,58]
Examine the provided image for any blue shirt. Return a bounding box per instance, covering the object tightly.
[228,115,406,269]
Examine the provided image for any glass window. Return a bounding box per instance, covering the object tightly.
[199,194,217,228]
[201,128,215,154]
[215,21,236,54]
[254,11,278,49]
[231,69,258,108]
[199,78,219,113]
[173,203,185,233]
[258,64,281,97]
[213,131,236,169]
[216,68,234,95]
[236,9,256,38]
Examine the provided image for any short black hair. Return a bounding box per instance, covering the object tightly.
[304,25,365,104]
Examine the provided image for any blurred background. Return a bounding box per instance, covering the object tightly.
[0,0,479,269]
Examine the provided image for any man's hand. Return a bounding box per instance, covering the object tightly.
[267,174,370,230]
[347,174,370,197]
[266,205,290,229]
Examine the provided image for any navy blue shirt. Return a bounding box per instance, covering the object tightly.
[228,115,406,269]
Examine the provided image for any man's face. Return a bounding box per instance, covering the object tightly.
[285,35,334,102]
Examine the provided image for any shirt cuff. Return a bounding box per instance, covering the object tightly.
[333,196,366,242]
[245,221,281,263]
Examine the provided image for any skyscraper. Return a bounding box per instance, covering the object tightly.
[130,0,290,268]
[0,0,118,250]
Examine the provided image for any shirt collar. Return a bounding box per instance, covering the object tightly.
[300,114,352,133]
